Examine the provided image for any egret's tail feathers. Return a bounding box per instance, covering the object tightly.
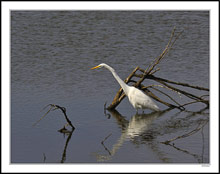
[152,104,160,112]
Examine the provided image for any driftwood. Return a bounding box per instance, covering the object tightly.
[33,104,75,131]
[107,27,209,111]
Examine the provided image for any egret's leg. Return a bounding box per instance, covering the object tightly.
[136,109,138,114]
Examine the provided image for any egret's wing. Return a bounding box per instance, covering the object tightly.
[131,88,159,110]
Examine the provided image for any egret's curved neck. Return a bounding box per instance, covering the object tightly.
[103,64,129,95]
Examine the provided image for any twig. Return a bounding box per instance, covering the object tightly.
[166,143,202,162]
[33,104,75,130]
[155,80,209,105]
[101,133,112,156]
[101,133,112,144]
[146,75,209,91]
[143,84,182,98]
[145,27,178,74]
[52,104,75,130]
[32,105,54,127]
[142,87,181,110]
[179,100,209,108]
[143,85,184,108]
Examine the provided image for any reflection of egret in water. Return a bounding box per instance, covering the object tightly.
[95,109,166,162]
[126,112,160,140]
[95,106,209,162]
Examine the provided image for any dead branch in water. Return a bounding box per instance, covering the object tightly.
[33,104,75,131]
[107,27,209,111]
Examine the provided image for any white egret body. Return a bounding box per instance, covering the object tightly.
[91,63,160,112]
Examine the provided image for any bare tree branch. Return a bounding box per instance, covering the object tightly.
[107,27,209,111]
[33,104,75,130]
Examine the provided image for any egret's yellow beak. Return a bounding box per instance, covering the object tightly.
[91,65,100,70]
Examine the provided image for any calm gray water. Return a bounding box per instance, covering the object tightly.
[11,11,209,163]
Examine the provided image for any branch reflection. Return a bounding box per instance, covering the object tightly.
[95,106,208,162]
[95,109,168,162]
[41,129,74,163]
[59,129,74,163]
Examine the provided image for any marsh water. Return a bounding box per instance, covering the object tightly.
[11,11,209,163]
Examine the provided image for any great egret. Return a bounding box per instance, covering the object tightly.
[91,63,160,112]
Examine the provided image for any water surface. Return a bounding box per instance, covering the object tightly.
[11,11,209,163]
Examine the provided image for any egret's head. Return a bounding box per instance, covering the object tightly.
[91,63,105,70]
